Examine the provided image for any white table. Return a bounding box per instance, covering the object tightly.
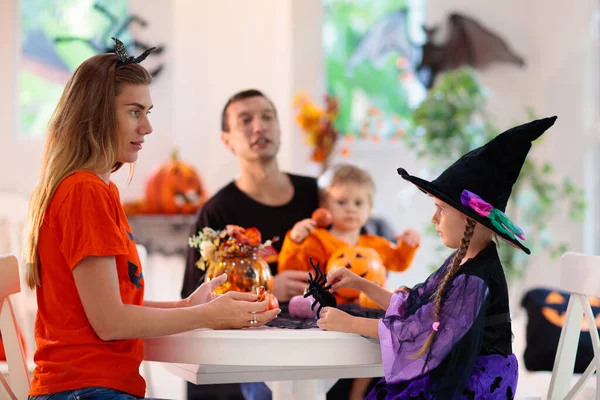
[143,326,384,400]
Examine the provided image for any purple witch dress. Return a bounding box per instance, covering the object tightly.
[366,243,518,400]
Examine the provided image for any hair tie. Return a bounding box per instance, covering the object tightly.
[432,321,440,332]
[112,37,156,69]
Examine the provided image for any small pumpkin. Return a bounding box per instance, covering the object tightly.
[122,199,148,216]
[256,287,278,310]
[289,295,317,319]
[145,149,207,214]
[265,293,279,311]
[326,246,387,303]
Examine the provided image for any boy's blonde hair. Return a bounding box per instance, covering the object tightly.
[317,163,376,204]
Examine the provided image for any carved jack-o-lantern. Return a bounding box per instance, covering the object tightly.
[541,291,600,331]
[145,149,207,214]
[326,246,387,303]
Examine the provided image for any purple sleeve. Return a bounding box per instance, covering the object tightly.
[386,290,410,318]
[378,274,489,384]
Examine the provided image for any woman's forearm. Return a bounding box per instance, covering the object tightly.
[96,303,214,341]
[143,299,187,309]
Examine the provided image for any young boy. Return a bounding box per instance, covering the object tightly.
[279,163,420,278]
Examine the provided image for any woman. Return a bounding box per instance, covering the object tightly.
[23,39,280,399]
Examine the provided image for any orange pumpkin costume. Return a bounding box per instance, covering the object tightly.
[278,228,418,273]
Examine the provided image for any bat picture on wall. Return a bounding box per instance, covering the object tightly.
[54,2,166,78]
[346,10,525,89]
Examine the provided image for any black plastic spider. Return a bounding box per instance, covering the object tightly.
[54,2,165,77]
[304,257,337,318]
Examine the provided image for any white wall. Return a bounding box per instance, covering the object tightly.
[162,0,322,202]
[112,0,176,201]
[0,0,42,197]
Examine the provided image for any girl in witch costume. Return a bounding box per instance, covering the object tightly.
[317,116,558,399]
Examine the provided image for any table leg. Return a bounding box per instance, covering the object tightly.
[266,379,337,400]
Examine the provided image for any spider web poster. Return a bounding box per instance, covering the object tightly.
[323,0,427,140]
[20,0,131,138]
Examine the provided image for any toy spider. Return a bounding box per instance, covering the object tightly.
[54,2,165,77]
[303,257,337,318]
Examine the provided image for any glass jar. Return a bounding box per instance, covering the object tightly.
[204,249,274,295]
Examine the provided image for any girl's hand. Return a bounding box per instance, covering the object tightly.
[317,307,354,333]
[326,267,365,292]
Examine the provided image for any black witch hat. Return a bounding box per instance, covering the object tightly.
[398,116,557,254]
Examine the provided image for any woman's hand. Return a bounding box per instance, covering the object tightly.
[201,291,281,329]
[184,273,227,307]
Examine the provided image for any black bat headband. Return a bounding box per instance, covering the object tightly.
[112,37,156,69]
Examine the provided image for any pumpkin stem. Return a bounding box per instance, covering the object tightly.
[171,148,179,161]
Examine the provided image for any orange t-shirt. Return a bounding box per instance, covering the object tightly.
[29,171,145,397]
[278,228,418,273]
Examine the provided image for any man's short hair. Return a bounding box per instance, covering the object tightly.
[221,89,277,132]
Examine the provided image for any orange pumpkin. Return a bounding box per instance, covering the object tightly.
[122,199,148,216]
[326,246,387,303]
[266,293,279,311]
[145,149,207,214]
[541,291,600,331]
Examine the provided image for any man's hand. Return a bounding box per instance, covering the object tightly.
[273,270,309,302]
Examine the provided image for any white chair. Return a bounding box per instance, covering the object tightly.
[0,191,37,356]
[136,244,155,398]
[547,252,600,400]
[0,254,30,399]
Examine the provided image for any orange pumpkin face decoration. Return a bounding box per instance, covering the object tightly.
[145,150,207,214]
[326,246,386,302]
[541,291,600,331]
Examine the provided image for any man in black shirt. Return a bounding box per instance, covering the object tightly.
[181,89,318,303]
[181,89,321,400]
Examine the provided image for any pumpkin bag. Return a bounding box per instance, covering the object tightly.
[325,246,386,304]
[521,287,600,373]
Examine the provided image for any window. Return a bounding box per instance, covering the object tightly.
[20,0,131,138]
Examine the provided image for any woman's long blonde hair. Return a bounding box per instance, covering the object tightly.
[22,53,152,288]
